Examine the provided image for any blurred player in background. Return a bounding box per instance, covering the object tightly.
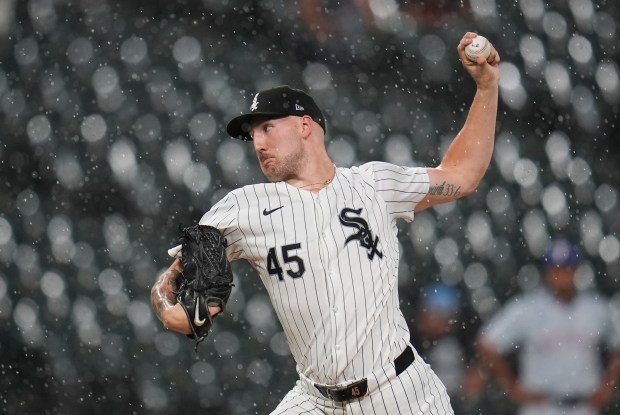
[414,282,485,414]
[477,239,620,415]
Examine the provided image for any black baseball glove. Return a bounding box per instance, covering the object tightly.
[175,224,233,349]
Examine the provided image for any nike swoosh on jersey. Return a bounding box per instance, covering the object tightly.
[262,206,284,216]
[194,298,206,326]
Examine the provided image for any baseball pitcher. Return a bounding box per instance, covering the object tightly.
[151,32,500,414]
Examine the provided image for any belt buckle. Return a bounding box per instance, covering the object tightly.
[316,378,368,402]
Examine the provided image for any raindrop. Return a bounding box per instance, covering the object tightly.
[513,158,539,187]
[466,212,492,253]
[519,0,544,22]
[66,37,94,66]
[126,300,152,327]
[463,262,488,290]
[213,331,241,356]
[470,0,498,20]
[493,132,520,182]
[98,268,124,295]
[599,236,620,263]
[133,113,161,143]
[418,34,446,62]
[302,63,332,90]
[594,184,617,213]
[154,331,182,357]
[519,34,546,78]
[14,37,39,66]
[0,217,13,245]
[188,112,217,142]
[71,242,95,269]
[498,62,527,110]
[567,35,593,65]
[15,189,41,216]
[0,274,7,299]
[541,185,567,215]
[410,211,437,258]
[244,294,275,331]
[92,66,120,95]
[26,114,52,144]
[567,157,591,186]
[384,134,413,166]
[103,214,133,263]
[108,138,138,184]
[568,0,594,31]
[54,152,84,190]
[593,12,616,40]
[46,214,72,244]
[595,61,620,104]
[140,382,168,410]
[40,271,66,299]
[27,0,57,33]
[120,35,148,65]
[433,237,459,266]
[163,139,192,184]
[579,210,604,255]
[544,61,571,106]
[516,264,541,291]
[574,263,595,291]
[327,136,357,167]
[216,140,247,179]
[246,359,273,385]
[542,11,568,40]
[486,186,511,214]
[183,163,212,194]
[269,332,291,356]
[521,210,547,249]
[81,114,108,143]
[190,360,216,384]
[172,36,202,65]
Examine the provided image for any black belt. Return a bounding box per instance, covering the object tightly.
[553,396,587,407]
[314,346,415,402]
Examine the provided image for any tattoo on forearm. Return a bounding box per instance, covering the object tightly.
[151,269,179,321]
[428,181,462,197]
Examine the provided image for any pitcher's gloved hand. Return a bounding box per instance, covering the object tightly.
[175,224,233,349]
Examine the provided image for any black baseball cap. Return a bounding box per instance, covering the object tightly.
[226,85,326,140]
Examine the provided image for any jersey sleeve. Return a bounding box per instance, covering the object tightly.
[359,161,430,222]
[480,295,530,354]
[601,300,620,350]
[198,191,244,261]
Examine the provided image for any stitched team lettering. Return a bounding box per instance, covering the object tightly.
[428,181,461,197]
[338,207,383,260]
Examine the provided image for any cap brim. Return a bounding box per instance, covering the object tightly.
[226,112,287,141]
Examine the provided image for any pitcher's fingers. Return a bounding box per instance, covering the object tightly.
[487,46,501,66]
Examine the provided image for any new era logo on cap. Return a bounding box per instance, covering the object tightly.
[226,85,325,140]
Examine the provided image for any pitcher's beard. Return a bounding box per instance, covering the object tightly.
[260,147,306,183]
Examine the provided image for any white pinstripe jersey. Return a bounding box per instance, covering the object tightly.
[199,161,430,385]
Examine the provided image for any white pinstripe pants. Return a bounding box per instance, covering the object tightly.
[270,349,454,415]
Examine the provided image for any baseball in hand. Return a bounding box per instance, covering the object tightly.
[465,35,491,61]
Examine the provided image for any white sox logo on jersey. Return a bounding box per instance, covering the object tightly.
[338,207,383,260]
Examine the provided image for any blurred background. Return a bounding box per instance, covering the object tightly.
[1,0,619,414]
